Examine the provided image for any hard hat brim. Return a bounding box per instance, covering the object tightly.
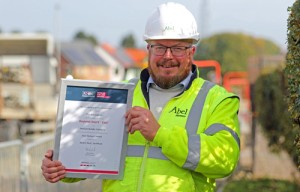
[143,35,200,44]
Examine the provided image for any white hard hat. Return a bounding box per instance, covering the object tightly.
[144,2,200,44]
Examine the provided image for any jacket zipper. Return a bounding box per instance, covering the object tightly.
[136,141,150,192]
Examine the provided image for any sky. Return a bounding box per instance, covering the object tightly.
[0,0,296,50]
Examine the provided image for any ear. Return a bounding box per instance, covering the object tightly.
[191,46,196,54]
[147,44,150,50]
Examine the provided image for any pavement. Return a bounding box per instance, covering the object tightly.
[252,126,300,183]
[217,98,300,191]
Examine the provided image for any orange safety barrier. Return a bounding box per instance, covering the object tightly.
[194,60,222,84]
[223,72,251,109]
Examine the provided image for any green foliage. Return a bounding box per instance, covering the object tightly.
[254,71,298,164]
[11,30,22,33]
[285,0,300,169]
[73,30,98,45]
[194,33,281,73]
[120,33,136,48]
[223,179,300,192]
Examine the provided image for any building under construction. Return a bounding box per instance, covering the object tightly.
[0,33,58,140]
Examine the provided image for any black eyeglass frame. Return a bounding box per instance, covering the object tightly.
[149,44,192,56]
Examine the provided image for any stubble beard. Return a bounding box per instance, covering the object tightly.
[148,61,191,89]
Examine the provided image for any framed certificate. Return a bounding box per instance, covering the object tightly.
[53,79,135,180]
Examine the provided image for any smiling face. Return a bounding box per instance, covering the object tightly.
[147,39,195,89]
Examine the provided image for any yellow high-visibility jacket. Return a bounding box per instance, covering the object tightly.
[63,65,240,192]
[103,65,240,192]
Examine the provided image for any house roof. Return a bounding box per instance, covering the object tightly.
[124,48,148,68]
[101,43,147,69]
[101,43,134,68]
[95,46,121,68]
[115,48,135,68]
[61,41,108,66]
[101,43,115,55]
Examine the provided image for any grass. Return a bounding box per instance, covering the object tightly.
[223,178,300,192]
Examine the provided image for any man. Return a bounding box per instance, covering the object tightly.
[41,2,240,192]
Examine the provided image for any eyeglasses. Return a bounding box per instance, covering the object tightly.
[149,45,192,57]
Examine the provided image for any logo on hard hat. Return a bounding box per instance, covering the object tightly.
[163,26,175,32]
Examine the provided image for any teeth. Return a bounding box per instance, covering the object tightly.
[160,65,173,68]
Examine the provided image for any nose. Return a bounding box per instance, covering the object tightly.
[164,48,173,58]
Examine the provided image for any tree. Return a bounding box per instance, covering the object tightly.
[194,33,281,73]
[120,33,136,48]
[285,0,300,169]
[35,30,48,34]
[73,30,98,45]
[11,30,22,33]
[254,70,298,166]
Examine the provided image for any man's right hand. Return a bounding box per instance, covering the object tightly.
[41,149,66,183]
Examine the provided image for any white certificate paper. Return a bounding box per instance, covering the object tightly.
[53,79,134,180]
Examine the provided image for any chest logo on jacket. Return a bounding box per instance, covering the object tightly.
[169,106,188,117]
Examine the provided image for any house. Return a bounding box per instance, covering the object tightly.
[124,47,148,69]
[95,45,125,82]
[60,40,109,81]
[101,44,147,80]
[247,54,286,84]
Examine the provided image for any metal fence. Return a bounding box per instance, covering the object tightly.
[0,139,22,192]
[0,134,102,192]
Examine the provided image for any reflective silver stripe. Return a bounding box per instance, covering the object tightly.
[149,147,168,160]
[186,81,215,134]
[205,123,240,148]
[127,145,169,160]
[126,145,144,157]
[183,81,215,170]
[182,135,201,170]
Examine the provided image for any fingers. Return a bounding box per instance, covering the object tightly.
[42,166,66,183]
[126,107,148,133]
[127,114,150,134]
[125,106,160,141]
[41,149,66,183]
[44,149,53,160]
[125,106,142,126]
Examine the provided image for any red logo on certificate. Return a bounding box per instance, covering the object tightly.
[96,92,110,99]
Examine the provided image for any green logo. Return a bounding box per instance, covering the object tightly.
[163,26,174,32]
[169,107,188,117]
